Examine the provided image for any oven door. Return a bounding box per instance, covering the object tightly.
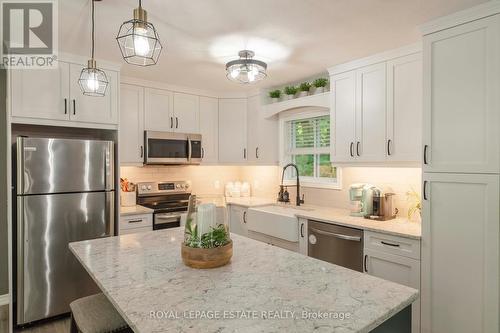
[145,131,189,164]
[154,212,182,230]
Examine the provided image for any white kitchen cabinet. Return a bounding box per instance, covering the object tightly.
[218,98,247,164]
[364,248,421,333]
[386,53,422,162]
[199,97,218,164]
[144,88,174,132]
[119,213,153,235]
[355,63,386,162]
[421,173,499,333]
[10,61,70,120]
[298,218,308,255]
[173,92,199,133]
[120,84,144,164]
[423,15,500,173]
[228,205,248,237]
[246,95,279,165]
[68,64,118,125]
[331,71,356,162]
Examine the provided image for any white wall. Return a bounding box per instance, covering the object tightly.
[121,165,421,220]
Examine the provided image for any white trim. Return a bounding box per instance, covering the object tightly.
[0,294,8,306]
[328,43,422,75]
[263,92,330,118]
[420,1,500,35]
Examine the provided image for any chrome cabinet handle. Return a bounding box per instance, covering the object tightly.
[350,142,354,157]
[243,211,247,223]
[356,141,360,156]
[423,145,428,165]
[387,139,392,156]
[310,228,361,242]
[364,254,368,272]
[423,180,428,200]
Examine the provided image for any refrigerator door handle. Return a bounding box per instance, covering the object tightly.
[16,137,25,195]
[104,142,115,191]
[16,196,25,324]
[106,192,115,236]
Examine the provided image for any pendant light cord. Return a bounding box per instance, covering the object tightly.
[91,0,95,60]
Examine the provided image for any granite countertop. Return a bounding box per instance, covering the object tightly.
[70,228,418,333]
[226,198,421,239]
[120,205,154,216]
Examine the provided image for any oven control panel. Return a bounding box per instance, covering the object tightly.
[136,181,190,196]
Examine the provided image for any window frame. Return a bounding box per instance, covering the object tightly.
[279,108,342,190]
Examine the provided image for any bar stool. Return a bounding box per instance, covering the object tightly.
[70,293,133,333]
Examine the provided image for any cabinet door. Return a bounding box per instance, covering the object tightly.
[228,205,248,236]
[10,61,70,120]
[120,84,144,164]
[364,248,420,333]
[298,219,308,255]
[144,88,174,132]
[247,95,278,164]
[423,15,500,173]
[173,92,199,133]
[69,64,118,124]
[355,63,386,161]
[421,173,499,333]
[386,53,422,162]
[218,99,247,163]
[199,97,218,164]
[331,71,356,162]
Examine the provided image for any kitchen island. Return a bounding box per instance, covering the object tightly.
[70,228,417,333]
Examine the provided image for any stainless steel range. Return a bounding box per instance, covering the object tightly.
[136,181,191,230]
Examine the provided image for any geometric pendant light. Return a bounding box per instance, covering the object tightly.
[116,0,162,66]
[78,0,108,97]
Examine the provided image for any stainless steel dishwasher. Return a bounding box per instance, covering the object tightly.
[308,220,364,272]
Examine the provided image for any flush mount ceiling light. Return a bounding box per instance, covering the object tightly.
[79,0,108,97]
[226,50,267,84]
[116,0,162,66]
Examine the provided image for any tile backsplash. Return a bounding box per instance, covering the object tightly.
[121,165,421,220]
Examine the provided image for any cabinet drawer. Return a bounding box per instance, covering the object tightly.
[119,214,152,230]
[364,231,420,260]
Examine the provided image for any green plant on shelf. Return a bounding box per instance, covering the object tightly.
[299,82,311,92]
[269,90,281,98]
[313,78,329,88]
[284,86,298,95]
[184,218,230,249]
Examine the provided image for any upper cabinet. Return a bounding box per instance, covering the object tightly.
[10,58,119,127]
[173,92,200,133]
[120,84,144,164]
[423,15,500,173]
[144,88,174,132]
[387,53,422,162]
[247,95,278,165]
[199,97,219,164]
[218,98,247,164]
[329,46,423,165]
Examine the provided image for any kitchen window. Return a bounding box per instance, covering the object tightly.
[281,111,341,189]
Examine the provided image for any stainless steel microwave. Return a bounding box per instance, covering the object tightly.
[144,131,202,165]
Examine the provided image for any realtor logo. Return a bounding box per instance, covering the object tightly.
[1,0,58,68]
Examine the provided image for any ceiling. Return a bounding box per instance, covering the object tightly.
[60,0,487,93]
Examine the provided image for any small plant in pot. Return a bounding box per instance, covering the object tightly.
[298,82,311,97]
[268,90,281,103]
[313,78,329,94]
[284,86,298,100]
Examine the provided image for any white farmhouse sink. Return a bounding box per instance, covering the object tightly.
[247,204,311,242]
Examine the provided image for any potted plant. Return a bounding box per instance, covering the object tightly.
[298,82,311,97]
[268,90,281,103]
[313,78,329,94]
[284,86,298,100]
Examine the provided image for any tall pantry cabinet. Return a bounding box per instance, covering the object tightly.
[421,5,500,333]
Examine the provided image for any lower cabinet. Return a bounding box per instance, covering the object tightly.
[228,205,248,237]
[298,218,308,255]
[119,213,153,235]
[364,231,421,333]
[247,230,299,252]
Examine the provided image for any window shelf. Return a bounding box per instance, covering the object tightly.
[263,92,331,118]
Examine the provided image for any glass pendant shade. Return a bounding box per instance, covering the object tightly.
[79,60,109,97]
[116,5,162,66]
[226,50,267,84]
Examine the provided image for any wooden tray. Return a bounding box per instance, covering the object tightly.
[181,241,233,269]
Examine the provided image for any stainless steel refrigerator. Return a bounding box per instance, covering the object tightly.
[14,137,115,325]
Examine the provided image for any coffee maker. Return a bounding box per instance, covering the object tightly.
[367,187,397,221]
[349,184,374,217]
